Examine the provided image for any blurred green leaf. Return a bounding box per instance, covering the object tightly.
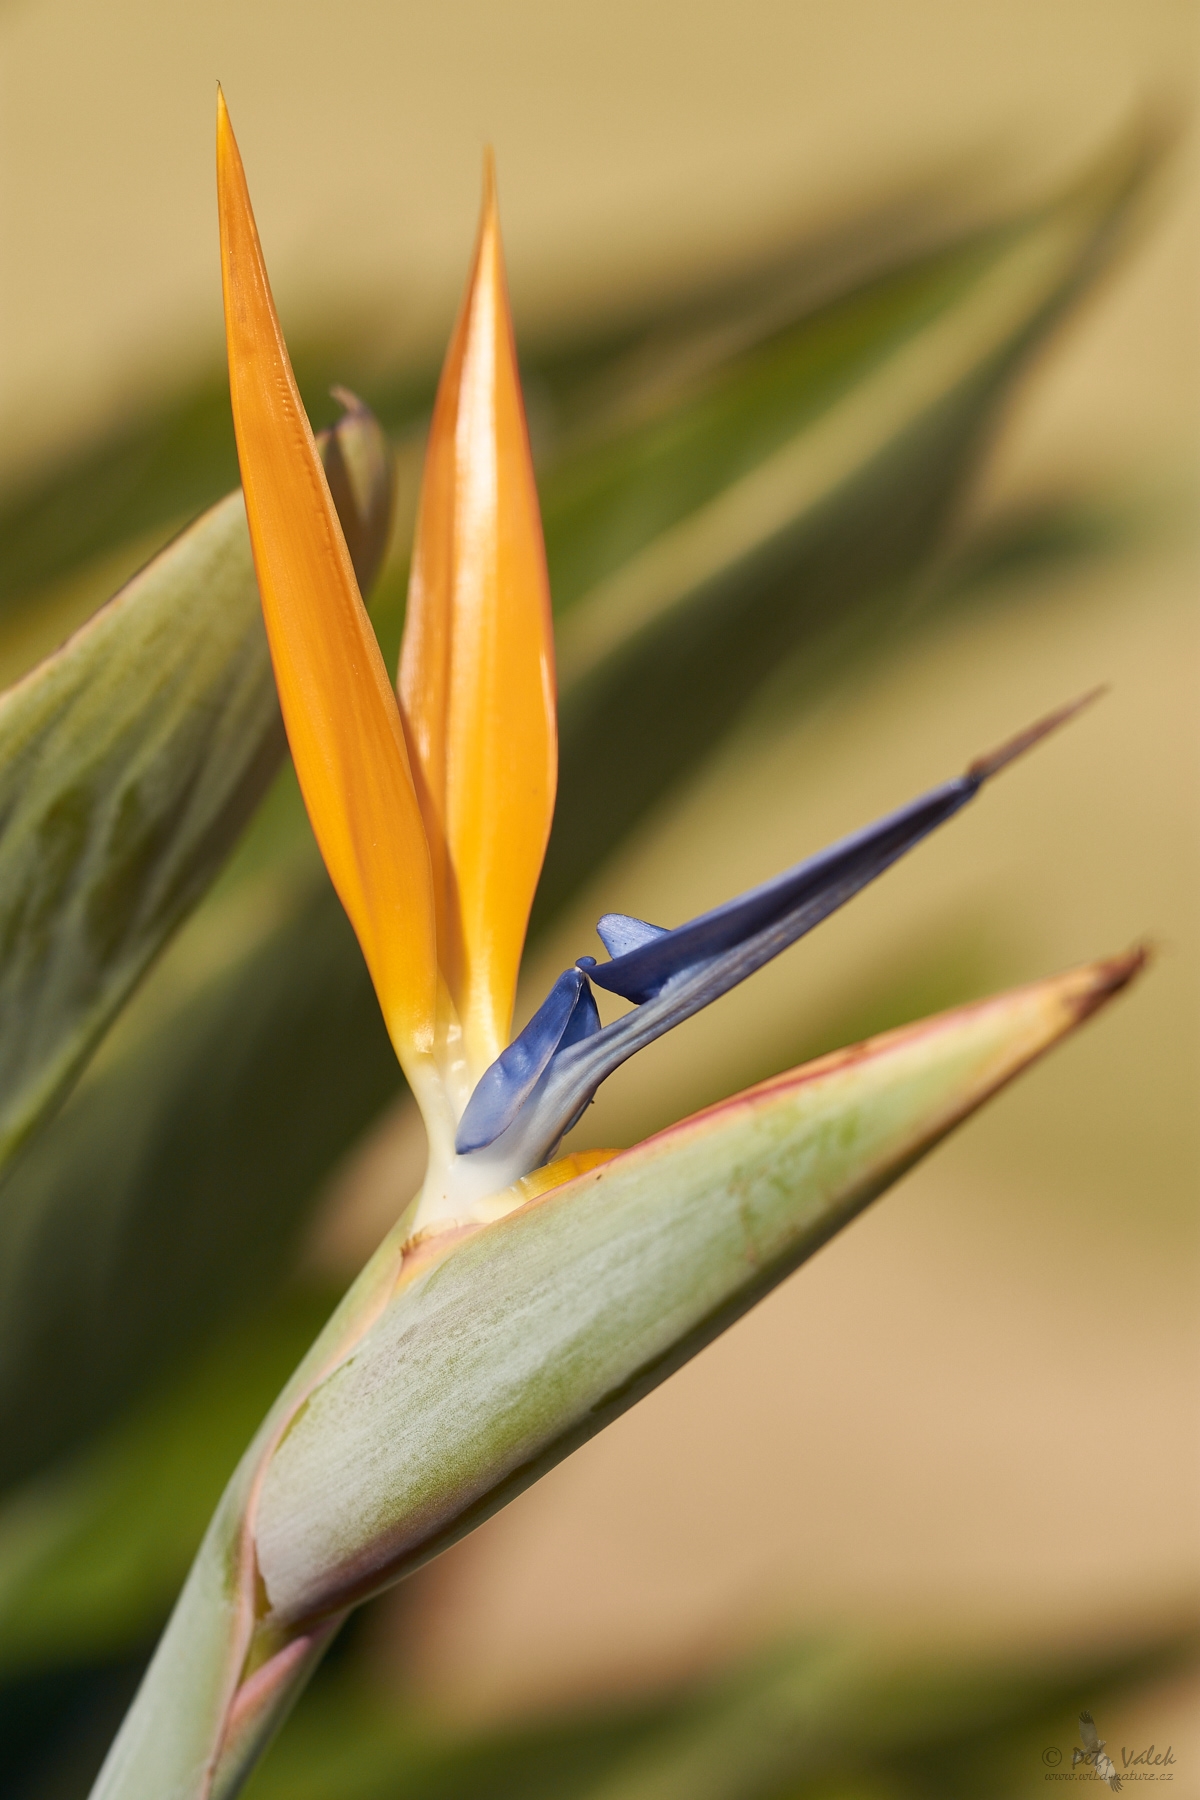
[525,1630,1196,1800]
[539,236,995,619]
[0,379,244,615]
[0,1292,333,1676]
[0,183,969,614]
[534,141,1148,924]
[0,360,411,619]
[0,882,395,1494]
[0,142,1152,1503]
[236,1626,1197,1800]
[0,404,391,1177]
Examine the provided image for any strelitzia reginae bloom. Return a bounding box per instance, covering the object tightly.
[90,93,1144,1800]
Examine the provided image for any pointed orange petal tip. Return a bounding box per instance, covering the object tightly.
[216,95,438,1075]
[398,150,556,1081]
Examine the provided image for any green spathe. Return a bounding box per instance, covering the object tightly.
[87,954,1139,1800]
[257,956,1137,1626]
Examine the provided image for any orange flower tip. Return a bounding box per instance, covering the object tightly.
[398,131,554,1082]
[216,89,239,178]
[967,686,1108,784]
[215,81,438,1076]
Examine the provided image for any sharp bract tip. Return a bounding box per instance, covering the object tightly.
[967,686,1107,784]
[1073,943,1149,1015]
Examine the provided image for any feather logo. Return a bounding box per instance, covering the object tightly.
[1074,1711,1123,1791]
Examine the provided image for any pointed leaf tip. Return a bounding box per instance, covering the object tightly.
[216,94,438,1072]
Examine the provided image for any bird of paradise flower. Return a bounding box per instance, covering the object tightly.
[87,92,1143,1800]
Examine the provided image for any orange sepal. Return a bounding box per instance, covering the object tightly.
[216,91,437,1068]
[399,153,557,1081]
[513,1148,622,1202]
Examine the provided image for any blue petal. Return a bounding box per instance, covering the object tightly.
[584,776,976,1004]
[460,774,972,1161]
[456,697,1098,1169]
[559,976,602,1048]
[455,968,600,1155]
[595,914,670,958]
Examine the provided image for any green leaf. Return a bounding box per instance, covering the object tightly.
[533,141,1148,922]
[0,402,391,1175]
[0,203,900,619]
[0,357,410,618]
[89,954,1142,1799]
[0,144,1150,1498]
[0,882,396,1494]
[0,1293,333,1676]
[240,1624,1198,1800]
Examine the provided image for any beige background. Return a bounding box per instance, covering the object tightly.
[3,0,1198,1763]
[0,0,1195,479]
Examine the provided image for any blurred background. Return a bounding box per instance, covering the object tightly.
[0,1,1197,1795]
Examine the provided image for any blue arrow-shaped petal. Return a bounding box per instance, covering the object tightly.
[454,695,1098,1170]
